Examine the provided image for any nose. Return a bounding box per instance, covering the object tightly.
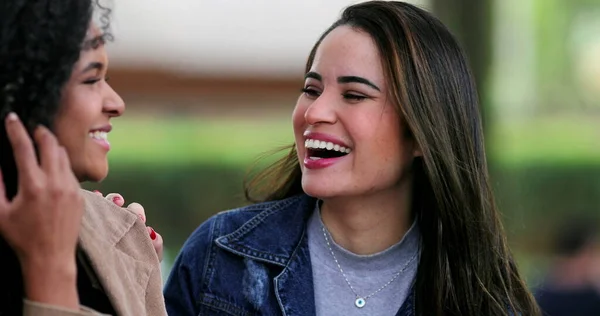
[102,82,125,117]
[304,92,337,126]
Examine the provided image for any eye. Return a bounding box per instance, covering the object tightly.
[301,87,321,99]
[83,78,101,85]
[342,93,368,102]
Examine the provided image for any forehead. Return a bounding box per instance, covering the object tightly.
[88,24,102,37]
[77,24,107,63]
[310,25,383,79]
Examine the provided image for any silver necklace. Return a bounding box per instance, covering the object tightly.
[321,224,418,309]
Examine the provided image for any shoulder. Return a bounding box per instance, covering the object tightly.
[79,189,156,262]
[177,194,312,264]
[79,189,137,223]
[181,196,302,250]
[165,195,314,314]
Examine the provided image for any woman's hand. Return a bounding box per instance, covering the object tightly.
[94,191,164,262]
[0,113,82,309]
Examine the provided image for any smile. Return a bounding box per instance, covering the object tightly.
[89,129,111,151]
[303,138,352,169]
[89,130,108,141]
[305,138,352,161]
[305,138,352,155]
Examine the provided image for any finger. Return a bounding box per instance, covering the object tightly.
[105,193,124,207]
[93,190,102,196]
[0,167,9,210]
[55,146,77,189]
[57,145,72,173]
[147,227,163,262]
[4,113,40,183]
[35,126,60,174]
[0,168,11,234]
[127,202,146,223]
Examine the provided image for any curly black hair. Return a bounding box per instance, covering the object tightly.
[0,0,112,198]
[0,1,112,313]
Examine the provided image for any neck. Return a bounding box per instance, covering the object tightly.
[320,180,413,255]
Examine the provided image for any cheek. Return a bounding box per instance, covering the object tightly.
[292,100,308,160]
[53,105,77,145]
[56,87,87,125]
[292,100,308,135]
[354,108,404,159]
[53,91,93,151]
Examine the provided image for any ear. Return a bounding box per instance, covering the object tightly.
[412,142,422,158]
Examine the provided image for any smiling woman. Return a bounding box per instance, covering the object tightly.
[52,26,124,182]
[0,1,166,315]
[164,1,540,316]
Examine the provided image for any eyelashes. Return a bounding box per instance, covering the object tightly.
[82,77,110,85]
[301,87,368,102]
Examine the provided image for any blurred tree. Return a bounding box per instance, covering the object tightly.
[431,0,493,136]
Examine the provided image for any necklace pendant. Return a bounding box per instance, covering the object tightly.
[355,297,366,308]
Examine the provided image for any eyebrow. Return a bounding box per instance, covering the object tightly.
[304,72,380,91]
[305,71,322,81]
[81,62,104,74]
[338,76,380,91]
[82,35,106,50]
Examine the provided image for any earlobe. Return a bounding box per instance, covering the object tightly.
[413,144,423,158]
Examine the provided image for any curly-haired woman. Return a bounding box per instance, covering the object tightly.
[0,1,166,315]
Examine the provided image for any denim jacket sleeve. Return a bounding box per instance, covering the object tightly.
[163,215,217,316]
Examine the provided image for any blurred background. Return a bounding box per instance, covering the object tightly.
[85,0,599,296]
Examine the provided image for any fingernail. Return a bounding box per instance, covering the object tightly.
[149,228,156,240]
[112,196,122,203]
[35,125,48,137]
[6,112,17,122]
[93,190,101,194]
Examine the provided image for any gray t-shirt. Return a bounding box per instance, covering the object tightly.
[308,202,420,316]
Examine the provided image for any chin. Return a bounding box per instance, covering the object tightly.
[74,163,109,183]
[88,167,109,182]
[301,178,338,199]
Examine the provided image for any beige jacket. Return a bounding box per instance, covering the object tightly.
[23,190,167,316]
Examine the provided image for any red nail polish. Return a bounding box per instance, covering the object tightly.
[93,190,101,194]
[149,228,156,240]
[112,196,121,203]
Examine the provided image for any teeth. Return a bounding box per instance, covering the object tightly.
[304,138,352,154]
[89,131,108,141]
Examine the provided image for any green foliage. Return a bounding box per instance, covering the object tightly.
[108,116,293,166]
[107,115,600,168]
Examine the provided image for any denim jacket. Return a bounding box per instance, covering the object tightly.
[164,194,416,316]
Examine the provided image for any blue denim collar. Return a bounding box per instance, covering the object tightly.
[215,194,317,267]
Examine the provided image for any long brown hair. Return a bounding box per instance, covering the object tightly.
[245,1,539,315]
